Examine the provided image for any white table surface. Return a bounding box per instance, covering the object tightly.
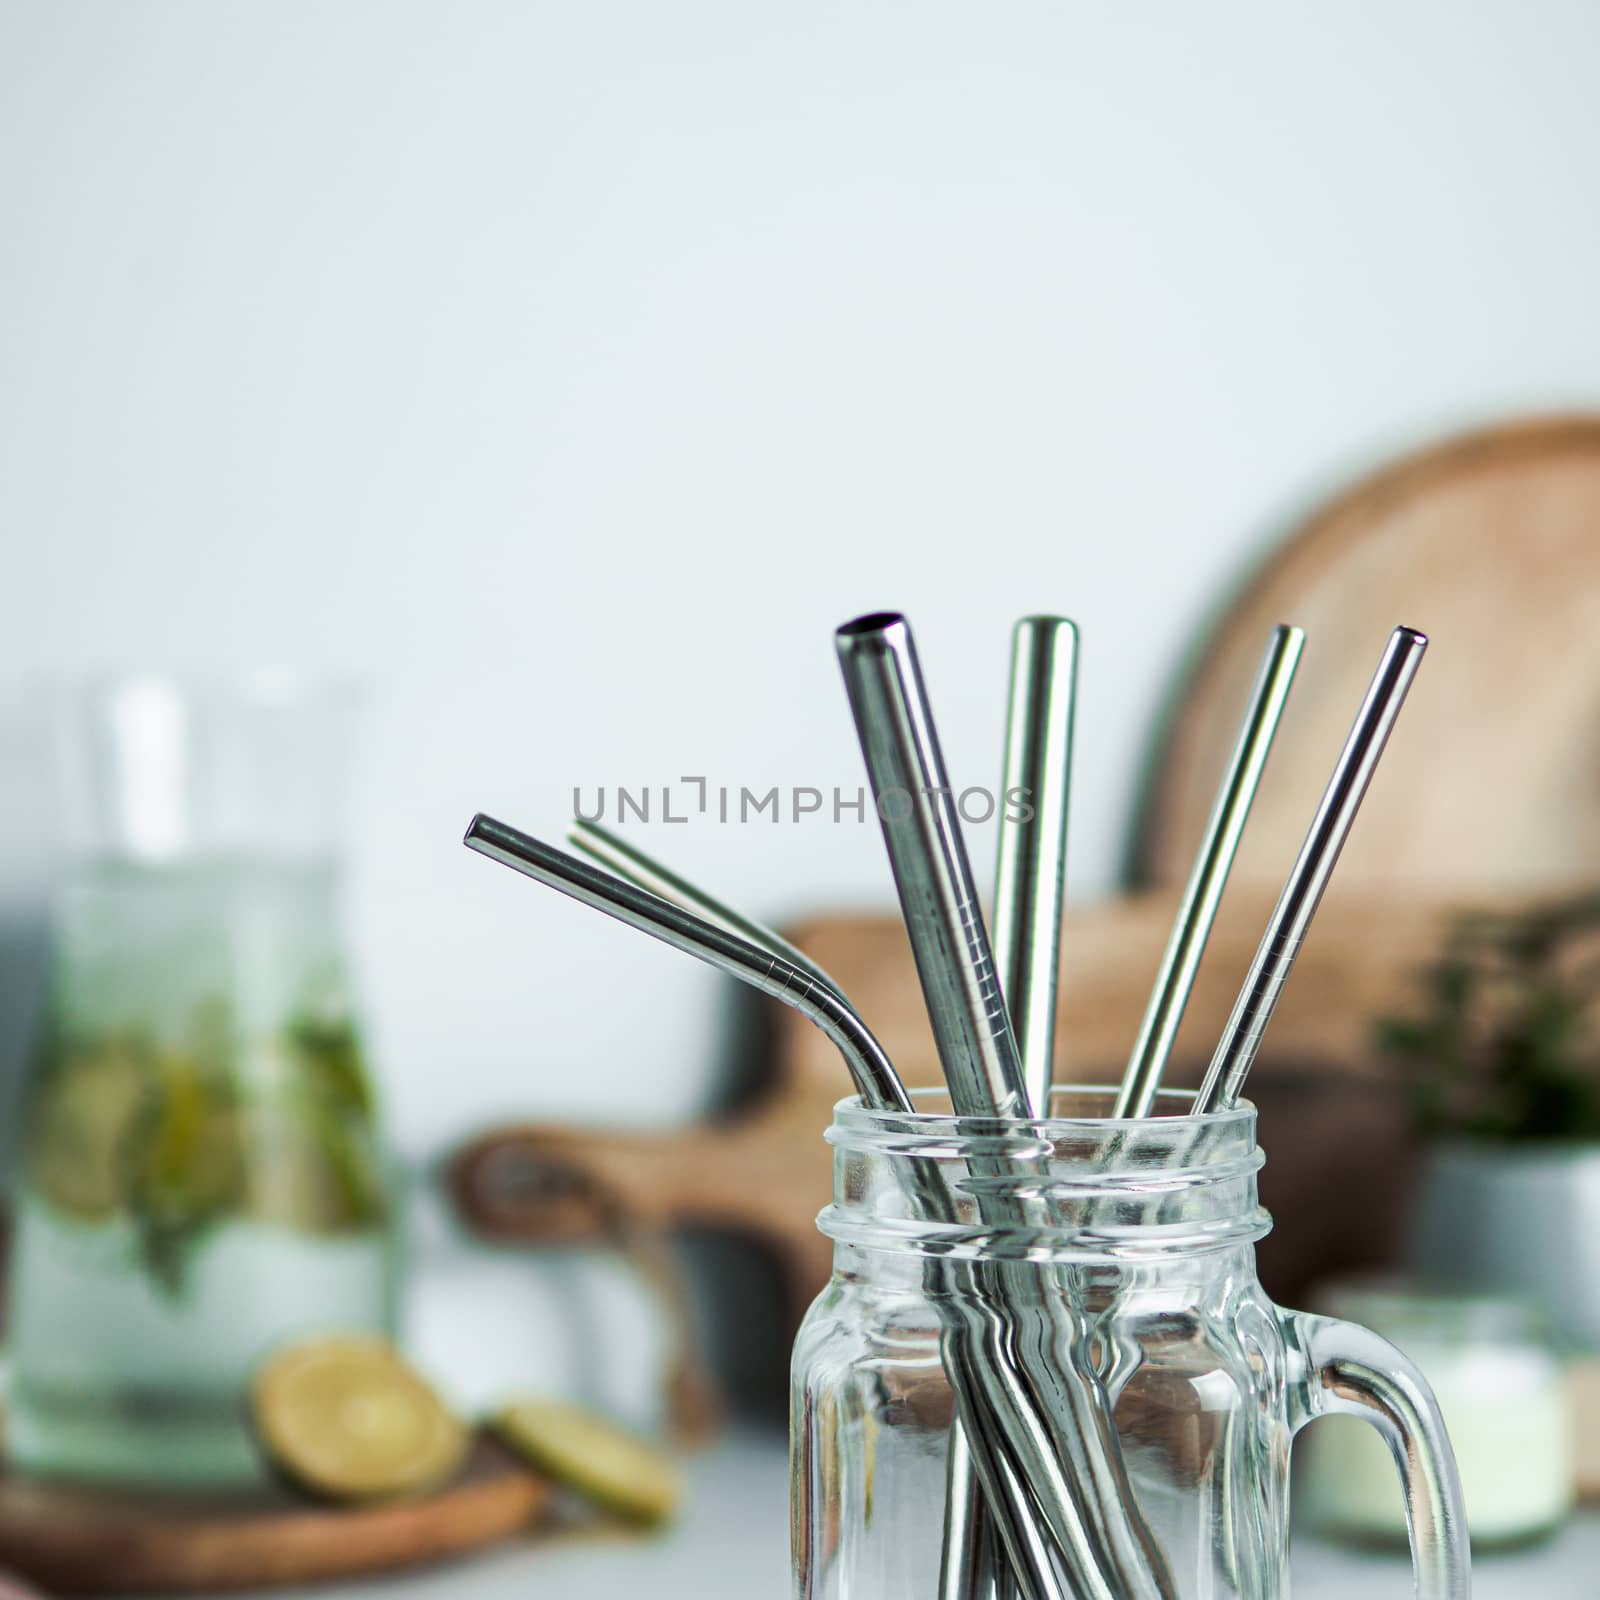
[190,1425,1599,1600]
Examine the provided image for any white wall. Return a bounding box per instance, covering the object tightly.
[4,0,1600,1159]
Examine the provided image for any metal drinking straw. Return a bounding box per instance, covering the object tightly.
[834,612,1030,1118]
[465,814,1074,1600]
[941,616,1079,1600]
[992,616,1079,1115]
[1193,625,1427,1114]
[464,815,908,1113]
[1182,626,1425,1600]
[836,612,1172,1600]
[1113,624,1305,1119]
[565,821,1095,1600]
[568,817,846,1006]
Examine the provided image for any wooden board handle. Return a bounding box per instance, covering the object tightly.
[447,1125,731,1443]
[449,1124,740,1244]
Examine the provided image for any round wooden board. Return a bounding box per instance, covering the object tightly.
[1135,415,1600,895]
[0,1434,551,1595]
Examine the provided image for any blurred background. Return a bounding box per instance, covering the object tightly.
[3,2,1600,1597]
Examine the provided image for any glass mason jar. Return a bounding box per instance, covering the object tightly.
[791,1089,1470,1599]
[7,677,395,1488]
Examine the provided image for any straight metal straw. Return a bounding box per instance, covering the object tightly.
[834,612,1030,1117]
[941,616,1079,1600]
[1194,625,1427,1113]
[1113,624,1304,1119]
[836,612,1172,1600]
[993,616,1079,1114]
[470,812,1072,1600]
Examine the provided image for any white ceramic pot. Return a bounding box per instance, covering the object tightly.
[1407,1141,1600,1351]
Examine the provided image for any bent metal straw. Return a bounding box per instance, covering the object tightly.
[1114,624,1305,1119]
[942,616,1079,1600]
[836,612,1172,1600]
[568,817,849,1008]
[464,814,1074,1600]
[558,823,1073,1600]
[1195,625,1428,1113]
[563,817,1134,1600]
[464,816,903,1111]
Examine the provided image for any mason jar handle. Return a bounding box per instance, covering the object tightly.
[1282,1309,1472,1598]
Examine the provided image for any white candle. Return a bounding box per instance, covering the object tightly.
[1303,1285,1573,1548]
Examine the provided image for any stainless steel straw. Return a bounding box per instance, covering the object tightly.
[1194,625,1427,1113]
[563,819,1100,1593]
[836,612,1172,1600]
[834,612,1030,1117]
[466,813,1074,1600]
[464,815,908,1113]
[992,615,1079,1115]
[569,817,845,1006]
[941,616,1078,1600]
[1113,624,1304,1119]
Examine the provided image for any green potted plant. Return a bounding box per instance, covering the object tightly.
[1378,890,1600,1348]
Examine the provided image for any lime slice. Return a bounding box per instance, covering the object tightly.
[25,1041,149,1222]
[493,1398,680,1523]
[242,1102,376,1234]
[119,1056,246,1292]
[253,1337,467,1501]
[126,1057,244,1219]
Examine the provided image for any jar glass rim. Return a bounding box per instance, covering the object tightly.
[819,1084,1270,1263]
[832,1084,1257,1134]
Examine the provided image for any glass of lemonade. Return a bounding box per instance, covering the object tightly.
[7,676,395,1489]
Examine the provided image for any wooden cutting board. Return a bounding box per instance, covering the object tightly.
[0,1435,550,1595]
[453,415,1600,1322]
[1139,415,1600,895]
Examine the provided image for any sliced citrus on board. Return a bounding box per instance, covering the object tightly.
[493,1399,680,1523]
[252,1336,467,1501]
